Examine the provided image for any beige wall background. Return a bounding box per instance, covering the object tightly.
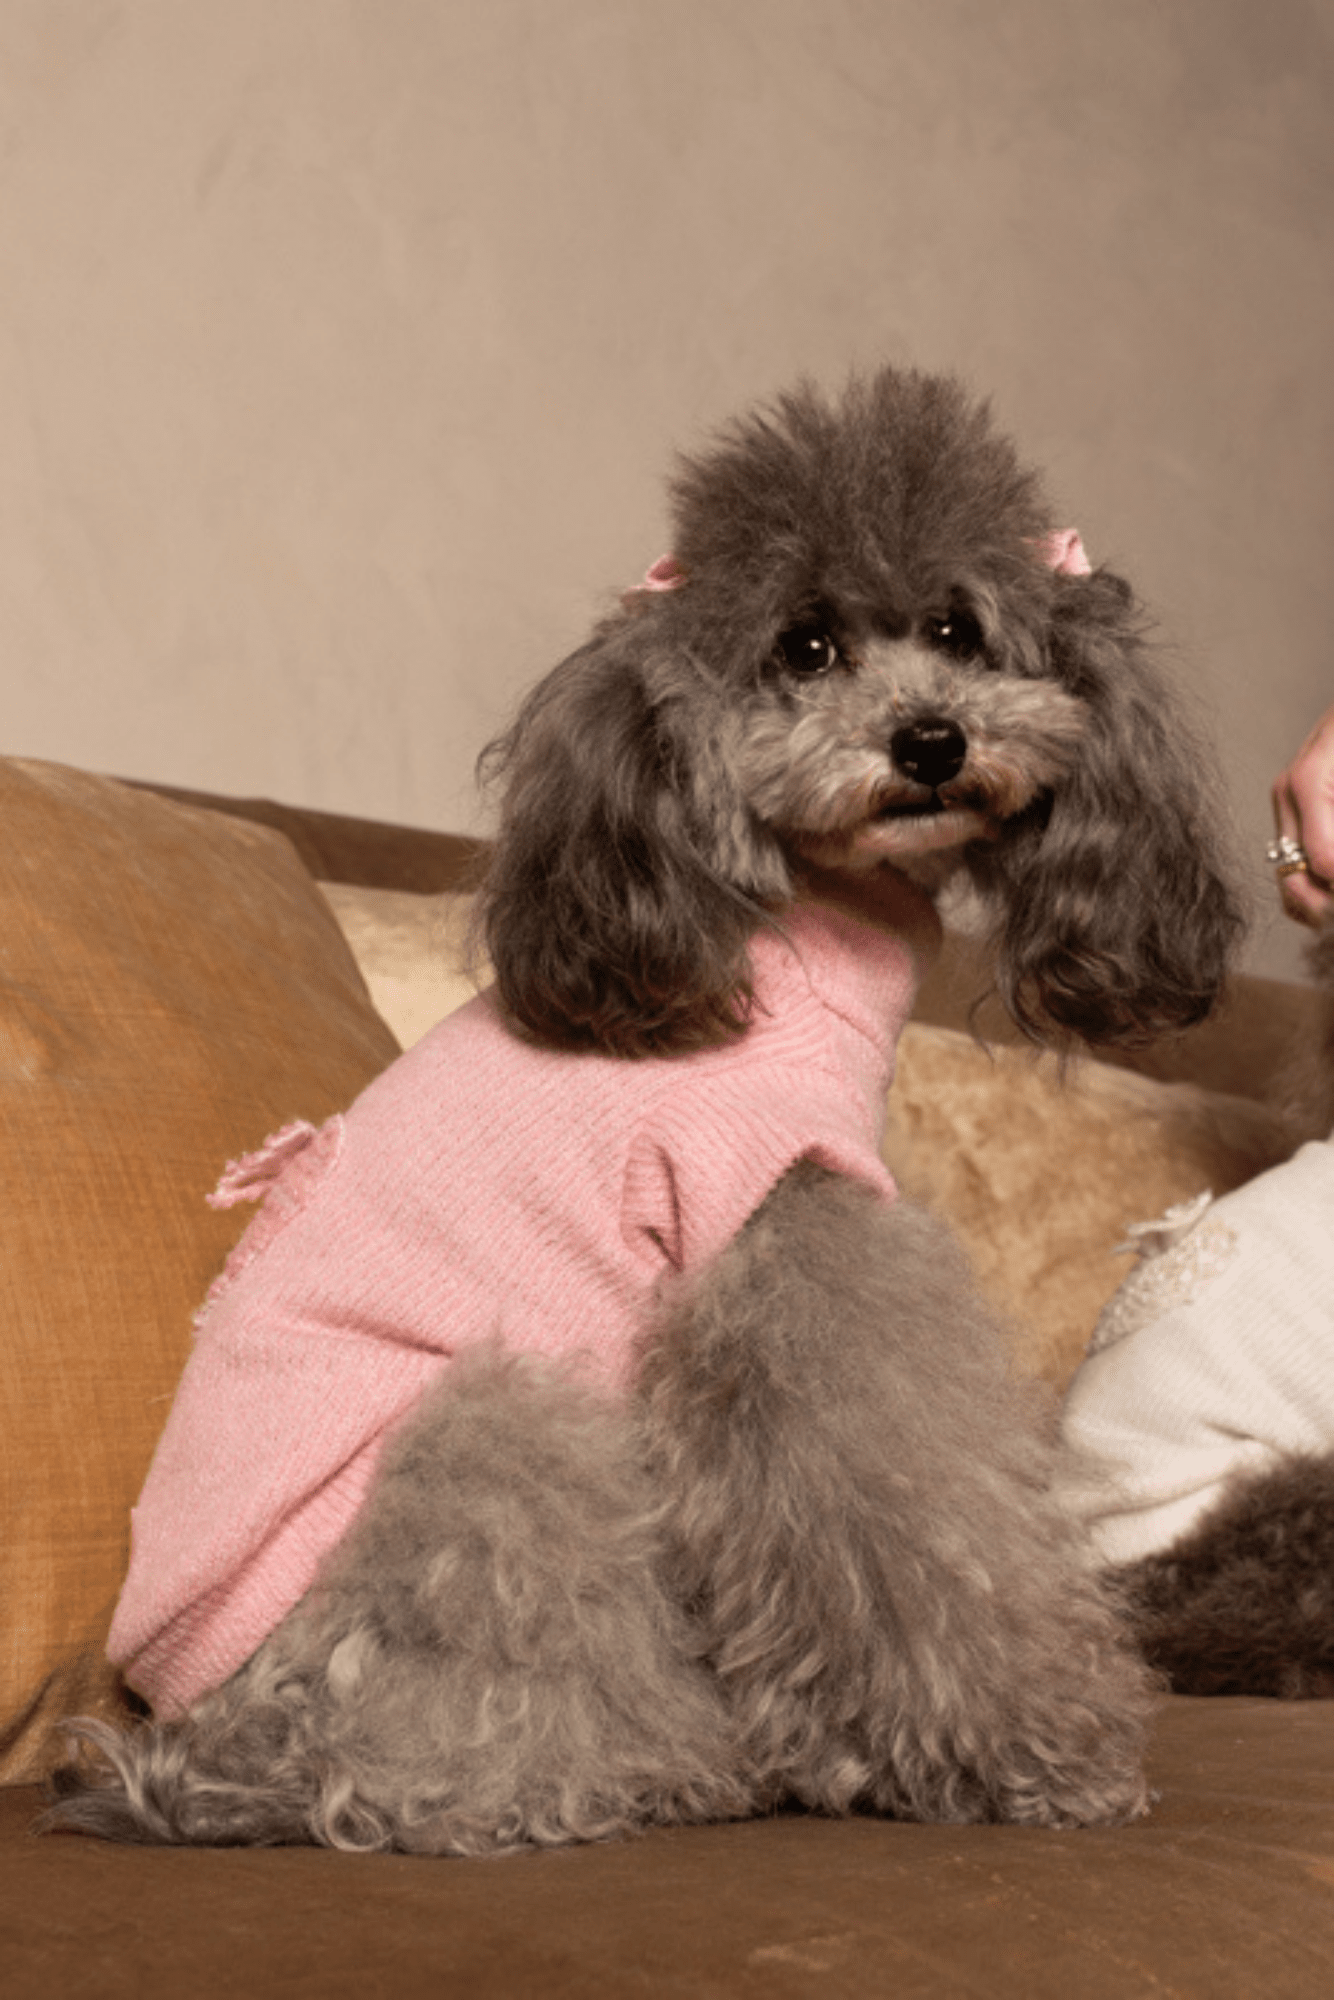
[1,0,1329,980]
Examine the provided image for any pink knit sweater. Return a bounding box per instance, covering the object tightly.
[109,901,921,1717]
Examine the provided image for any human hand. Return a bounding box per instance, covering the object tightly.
[1271,705,1334,926]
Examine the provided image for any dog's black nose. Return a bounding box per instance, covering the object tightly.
[890,718,967,789]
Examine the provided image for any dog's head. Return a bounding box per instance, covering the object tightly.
[481,368,1243,1057]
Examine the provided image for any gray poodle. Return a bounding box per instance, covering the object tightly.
[48,367,1241,1852]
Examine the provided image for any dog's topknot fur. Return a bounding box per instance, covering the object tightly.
[666,371,1054,667]
[479,365,1242,1059]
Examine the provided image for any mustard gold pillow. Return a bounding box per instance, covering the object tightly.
[0,760,399,1782]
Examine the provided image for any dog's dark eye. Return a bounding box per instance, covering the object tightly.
[775,625,840,676]
[923,610,984,662]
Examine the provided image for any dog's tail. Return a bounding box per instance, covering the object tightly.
[42,1678,365,1848]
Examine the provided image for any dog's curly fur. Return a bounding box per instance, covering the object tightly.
[47,366,1243,1850]
[1125,1450,1334,1699]
[1118,922,1334,1698]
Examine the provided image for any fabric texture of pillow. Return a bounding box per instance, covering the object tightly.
[317,882,479,1048]
[883,1024,1295,1388]
[0,759,399,1783]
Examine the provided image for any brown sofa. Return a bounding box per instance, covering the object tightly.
[5,754,1334,1997]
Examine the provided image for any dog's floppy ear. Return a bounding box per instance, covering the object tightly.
[477,618,790,1057]
[988,571,1245,1050]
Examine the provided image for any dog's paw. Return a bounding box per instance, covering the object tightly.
[981,1739,1153,1830]
[924,1658,1157,1830]
[854,1711,1153,1830]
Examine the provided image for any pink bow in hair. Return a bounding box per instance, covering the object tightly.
[1037,528,1092,577]
[624,554,688,599]
[621,553,688,610]
[624,536,1091,600]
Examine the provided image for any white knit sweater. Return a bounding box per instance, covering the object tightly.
[1058,1137,1334,1569]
